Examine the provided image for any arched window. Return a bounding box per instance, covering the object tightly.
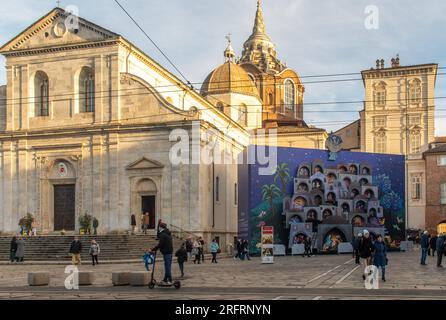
[374,131,386,153]
[284,79,295,110]
[410,130,421,154]
[374,82,386,107]
[409,79,422,104]
[34,71,49,116]
[79,67,95,112]
[239,104,248,126]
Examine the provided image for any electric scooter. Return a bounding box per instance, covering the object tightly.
[148,251,181,290]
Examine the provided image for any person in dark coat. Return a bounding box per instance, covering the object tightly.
[429,234,438,257]
[15,236,25,262]
[359,230,373,279]
[242,240,251,260]
[9,236,17,263]
[420,231,430,265]
[185,236,193,261]
[303,237,312,257]
[151,223,174,284]
[175,243,188,278]
[235,239,242,259]
[352,233,362,265]
[131,214,137,234]
[92,217,99,235]
[373,234,388,282]
[198,237,205,263]
[69,236,83,265]
[436,234,445,267]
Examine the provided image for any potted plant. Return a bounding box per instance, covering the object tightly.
[78,213,93,235]
[18,213,34,236]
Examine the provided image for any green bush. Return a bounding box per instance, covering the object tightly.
[78,214,93,232]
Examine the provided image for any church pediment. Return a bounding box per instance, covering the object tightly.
[126,157,165,170]
[0,8,119,53]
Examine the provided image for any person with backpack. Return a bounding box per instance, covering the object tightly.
[175,243,188,277]
[69,236,83,265]
[210,239,220,263]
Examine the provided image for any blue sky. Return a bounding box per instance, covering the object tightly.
[0,0,445,135]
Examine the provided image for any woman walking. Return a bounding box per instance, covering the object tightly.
[372,234,388,282]
[89,239,100,266]
[359,230,372,280]
[210,239,220,263]
[15,236,25,263]
[192,239,201,264]
[9,236,17,263]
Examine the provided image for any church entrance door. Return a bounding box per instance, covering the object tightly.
[54,184,76,231]
[141,195,156,229]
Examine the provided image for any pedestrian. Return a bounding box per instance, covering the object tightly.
[69,236,83,265]
[235,239,242,259]
[352,233,362,265]
[175,243,188,277]
[185,236,193,261]
[192,239,201,264]
[15,236,25,263]
[429,234,437,257]
[436,234,445,267]
[92,217,99,235]
[89,239,100,266]
[198,237,205,263]
[9,236,17,263]
[243,239,251,260]
[143,212,150,234]
[372,234,388,282]
[131,214,137,235]
[420,230,429,265]
[156,219,163,240]
[31,219,37,236]
[303,236,312,257]
[151,222,174,285]
[238,239,245,260]
[143,250,155,271]
[210,239,220,263]
[359,230,373,280]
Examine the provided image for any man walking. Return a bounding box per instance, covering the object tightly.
[131,214,137,234]
[151,222,173,285]
[429,234,438,257]
[420,230,430,265]
[436,234,445,267]
[69,236,83,266]
[185,236,193,261]
[352,233,362,265]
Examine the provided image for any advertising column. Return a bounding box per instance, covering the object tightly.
[261,226,274,264]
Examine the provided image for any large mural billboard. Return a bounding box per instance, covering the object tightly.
[238,146,406,255]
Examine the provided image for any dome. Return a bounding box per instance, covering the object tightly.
[200,61,260,97]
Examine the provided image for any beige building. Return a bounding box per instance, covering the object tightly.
[336,57,438,230]
[0,8,250,248]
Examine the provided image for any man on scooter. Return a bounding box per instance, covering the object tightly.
[151,222,173,285]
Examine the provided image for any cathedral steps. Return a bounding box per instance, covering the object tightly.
[0,234,164,261]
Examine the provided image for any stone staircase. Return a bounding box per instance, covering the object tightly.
[0,234,162,262]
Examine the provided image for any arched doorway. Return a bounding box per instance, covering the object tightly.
[134,178,157,229]
[322,228,347,253]
[437,221,446,234]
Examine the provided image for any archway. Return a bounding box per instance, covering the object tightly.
[322,228,347,253]
[133,178,158,229]
[352,215,365,227]
[437,221,446,234]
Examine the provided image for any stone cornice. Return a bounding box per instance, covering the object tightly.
[362,64,438,80]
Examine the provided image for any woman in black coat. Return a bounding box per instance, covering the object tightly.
[359,230,373,279]
[9,236,17,263]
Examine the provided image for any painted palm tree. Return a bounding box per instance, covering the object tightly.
[261,184,281,218]
[274,163,291,195]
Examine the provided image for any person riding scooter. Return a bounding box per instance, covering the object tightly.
[151,222,173,285]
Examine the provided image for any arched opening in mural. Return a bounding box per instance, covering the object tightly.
[322,228,347,253]
[361,167,371,175]
[297,183,309,192]
[352,215,365,227]
[298,166,310,177]
[289,215,303,225]
[327,173,337,184]
[322,209,333,220]
[342,177,352,188]
[341,202,350,214]
[348,164,358,175]
[293,233,308,244]
[306,210,318,222]
[364,189,375,199]
[359,178,369,186]
[368,208,380,226]
[356,200,367,213]
[326,192,336,205]
[312,179,324,191]
[313,165,324,174]
[293,196,307,209]
[339,165,348,173]
[313,195,323,206]
[352,189,360,198]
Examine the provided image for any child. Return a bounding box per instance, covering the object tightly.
[175,243,188,278]
[143,250,155,271]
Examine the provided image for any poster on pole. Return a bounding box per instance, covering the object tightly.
[261,226,274,264]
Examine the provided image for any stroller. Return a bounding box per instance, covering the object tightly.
[148,251,181,290]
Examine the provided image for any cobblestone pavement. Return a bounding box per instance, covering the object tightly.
[0,249,445,299]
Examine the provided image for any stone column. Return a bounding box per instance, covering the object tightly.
[108,133,120,232]
[82,137,94,217]
[101,134,110,231]
[92,136,103,227]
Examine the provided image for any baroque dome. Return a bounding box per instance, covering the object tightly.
[200,60,260,98]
